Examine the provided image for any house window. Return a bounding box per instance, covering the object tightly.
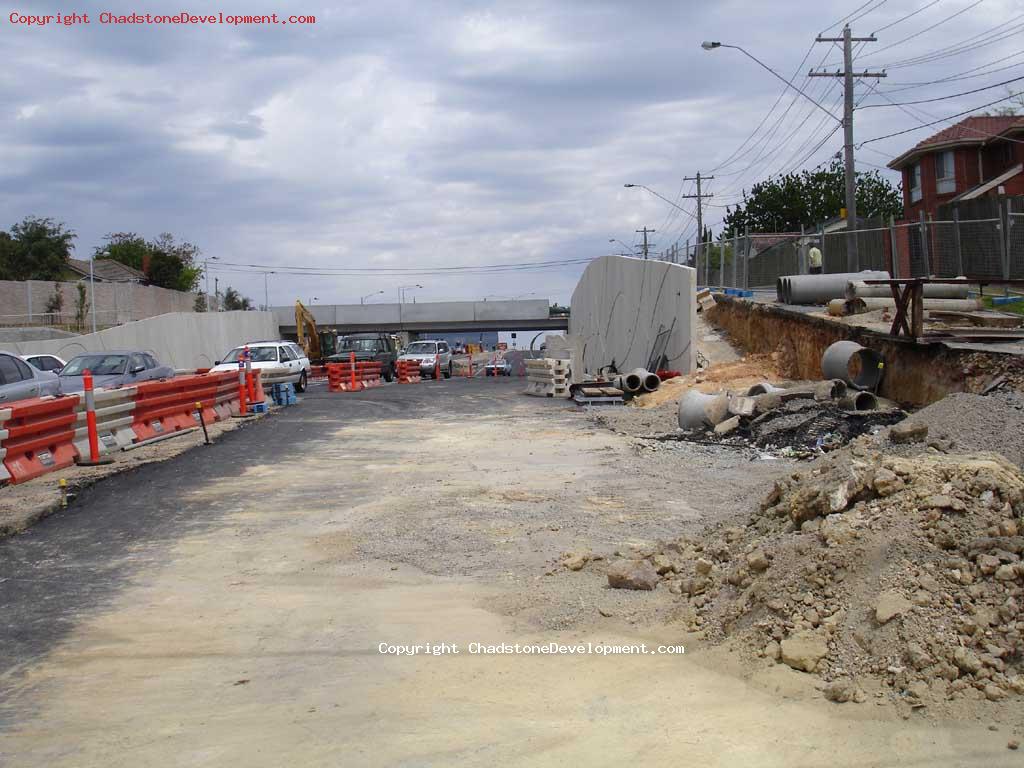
[908,163,922,202]
[935,150,955,194]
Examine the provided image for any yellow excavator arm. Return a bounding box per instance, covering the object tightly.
[295,300,322,361]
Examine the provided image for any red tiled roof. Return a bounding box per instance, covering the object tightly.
[889,116,1024,169]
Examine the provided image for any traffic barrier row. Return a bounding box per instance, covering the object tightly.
[72,385,138,457]
[0,395,81,484]
[327,357,383,392]
[309,365,328,382]
[396,359,422,384]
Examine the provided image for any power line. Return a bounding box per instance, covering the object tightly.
[871,0,943,33]
[844,0,987,63]
[857,89,1024,146]
[877,51,1024,93]
[857,73,1024,107]
[881,17,1024,69]
[204,256,600,275]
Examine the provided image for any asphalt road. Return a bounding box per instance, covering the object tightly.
[0,376,530,701]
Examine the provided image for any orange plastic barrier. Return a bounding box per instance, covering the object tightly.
[326,361,383,392]
[309,365,328,382]
[1,395,80,484]
[396,359,422,384]
[131,373,241,442]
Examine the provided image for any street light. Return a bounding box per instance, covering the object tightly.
[263,271,275,311]
[361,290,384,305]
[204,255,220,310]
[700,42,839,123]
[608,238,635,255]
[398,284,422,304]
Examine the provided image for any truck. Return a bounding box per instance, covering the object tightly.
[327,332,399,382]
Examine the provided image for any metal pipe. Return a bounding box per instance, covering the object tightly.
[821,340,884,391]
[783,270,890,305]
[838,391,878,411]
[845,280,969,300]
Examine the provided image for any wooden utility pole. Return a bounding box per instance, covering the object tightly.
[810,25,885,272]
[682,172,714,268]
[635,227,656,259]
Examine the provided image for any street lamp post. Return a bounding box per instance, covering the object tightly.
[263,271,275,311]
[398,284,422,304]
[361,290,384,305]
[204,255,220,310]
[88,255,96,333]
[608,238,636,256]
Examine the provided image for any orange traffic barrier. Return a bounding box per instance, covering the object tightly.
[309,365,328,382]
[1,395,80,484]
[396,359,421,384]
[326,360,383,392]
[131,374,223,442]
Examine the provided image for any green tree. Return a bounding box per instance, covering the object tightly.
[721,160,903,235]
[0,231,15,279]
[95,231,202,292]
[222,287,253,310]
[6,217,76,280]
[75,283,89,329]
[193,293,208,312]
[44,281,65,317]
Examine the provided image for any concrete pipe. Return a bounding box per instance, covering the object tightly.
[615,371,643,394]
[630,368,661,393]
[814,379,847,401]
[838,391,879,411]
[845,280,969,300]
[776,278,785,303]
[821,340,884,391]
[839,296,983,316]
[747,382,784,396]
[783,271,890,305]
[678,390,730,429]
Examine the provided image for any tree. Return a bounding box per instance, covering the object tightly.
[95,231,202,292]
[193,293,208,312]
[985,88,1024,117]
[5,217,76,281]
[74,283,89,330]
[222,287,254,310]
[44,281,64,318]
[721,160,903,235]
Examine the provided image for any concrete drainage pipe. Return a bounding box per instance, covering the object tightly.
[838,391,879,411]
[821,340,884,391]
[747,382,784,396]
[614,371,643,394]
[783,271,890,305]
[631,368,661,393]
[845,280,969,300]
[678,390,729,429]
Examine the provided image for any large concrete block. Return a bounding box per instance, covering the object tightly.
[569,256,696,375]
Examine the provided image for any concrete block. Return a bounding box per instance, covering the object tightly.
[714,416,741,435]
[728,396,756,417]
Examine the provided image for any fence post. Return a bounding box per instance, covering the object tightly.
[818,224,826,273]
[889,215,900,279]
[919,211,931,276]
[743,226,751,289]
[798,225,807,274]
[718,234,725,288]
[732,231,738,288]
[1000,195,1011,282]
[703,234,709,287]
[952,207,963,277]
[685,238,691,268]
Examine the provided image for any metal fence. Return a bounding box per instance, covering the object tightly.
[649,195,1023,290]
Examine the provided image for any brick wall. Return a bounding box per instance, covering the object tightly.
[0,279,204,326]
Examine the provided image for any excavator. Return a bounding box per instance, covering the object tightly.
[295,300,334,364]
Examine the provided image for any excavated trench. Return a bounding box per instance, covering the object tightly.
[707,296,1024,406]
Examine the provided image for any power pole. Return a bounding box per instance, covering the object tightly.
[810,25,885,272]
[635,227,656,259]
[682,172,714,268]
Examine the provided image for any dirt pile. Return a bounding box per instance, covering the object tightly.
[632,353,782,409]
[588,442,1024,706]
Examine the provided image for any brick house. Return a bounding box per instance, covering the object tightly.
[887,115,1024,220]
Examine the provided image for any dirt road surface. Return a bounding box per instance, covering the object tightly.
[1,378,1018,766]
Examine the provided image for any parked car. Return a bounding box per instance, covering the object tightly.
[57,351,174,394]
[398,340,453,379]
[209,341,312,392]
[23,354,66,373]
[0,350,61,403]
[327,333,398,382]
[484,357,512,376]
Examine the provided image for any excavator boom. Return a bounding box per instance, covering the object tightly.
[294,300,323,361]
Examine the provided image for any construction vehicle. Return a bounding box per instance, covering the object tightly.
[295,300,333,364]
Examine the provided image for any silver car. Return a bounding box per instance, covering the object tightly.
[0,351,61,403]
[398,340,453,379]
[58,351,175,393]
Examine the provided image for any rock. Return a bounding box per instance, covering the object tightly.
[607,559,659,591]
[650,553,675,575]
[873,468,903,496]
[1009,740,1019,751]
[984,684,1007,702]
[563,553,589,571]
[597,607,614,618]
[953,647,983,675]
[994,564,1018,581]
[827,482,852,513]
[746,549,770,572]
[921,494,966,512]
[876,590,912,624]
[999,519,1018,537]
[764,640,781,661]
[824,679,861,703]
[714,415,742,436]
[695,558,713,575]
[890,421,928,444]
[780,631,828,673]
[978,554,1001,575]
[905,642,932,671]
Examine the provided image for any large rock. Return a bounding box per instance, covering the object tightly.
[780,631,828,673]
[607,559,659,591]
[890,421,928,444]
[876,590,912,624]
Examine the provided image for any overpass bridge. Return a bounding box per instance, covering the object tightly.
[273,299,568,336]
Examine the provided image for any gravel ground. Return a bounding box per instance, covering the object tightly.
[909,390,1024,467]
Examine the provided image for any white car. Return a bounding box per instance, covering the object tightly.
[22,353,67,373]
[210,341,312,392]
[398,340,453,379]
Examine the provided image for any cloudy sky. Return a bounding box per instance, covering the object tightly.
[1,0,1021,307]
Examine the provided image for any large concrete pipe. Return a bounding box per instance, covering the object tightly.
[783,271,890,305]
[631,368,661,393]
[838,391,879,411]
[678,390,730,429]
[845,280,969,300]
[821,340,884,391]
[615,371,643,394]
[776,278,785,303]
[836,296,983,315]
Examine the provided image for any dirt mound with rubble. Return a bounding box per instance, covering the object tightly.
[632,353,783,409]
[580,438,1024,709]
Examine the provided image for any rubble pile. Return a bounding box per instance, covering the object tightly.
[590,439,1024,706]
